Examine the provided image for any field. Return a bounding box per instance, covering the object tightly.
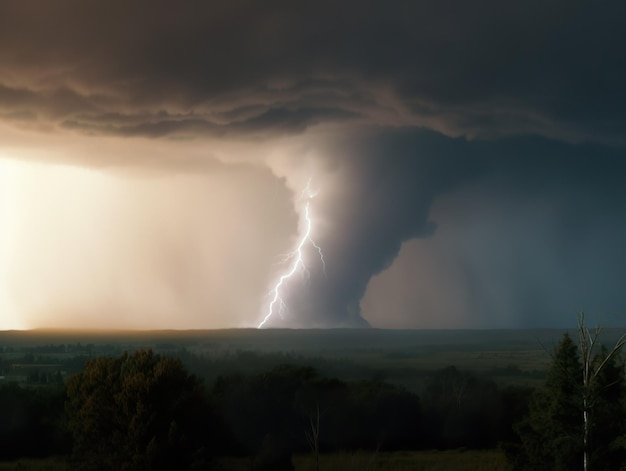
[2,327,614,388]
[0,457,67,471]
[293,450,512,471]
[0,450,511,471]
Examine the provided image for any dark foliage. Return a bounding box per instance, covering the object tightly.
[0,383,69,460]
[420,366,504,449]
[212,364,423,458]
[507,333,626,471]
[509,333,583,470]
[498,385,534,444]
[0,348,548,467]
[65,350,218,471]
[587,347,626,471]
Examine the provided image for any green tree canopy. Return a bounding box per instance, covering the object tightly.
[511,333,583,470]
[66,350,216,471]
[510,330,626,471]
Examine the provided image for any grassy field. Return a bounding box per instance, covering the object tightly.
[0,451,511,471]
[296,450,511,471]
[0,457,67,471]
[215,450,512,471]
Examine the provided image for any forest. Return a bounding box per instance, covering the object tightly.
[0,326,624,470]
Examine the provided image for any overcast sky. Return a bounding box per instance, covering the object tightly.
[1,1,625,330]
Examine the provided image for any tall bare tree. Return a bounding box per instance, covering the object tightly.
[577,313,626,471]
[510,314,626,471]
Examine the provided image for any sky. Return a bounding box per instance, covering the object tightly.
[1,0,625,330]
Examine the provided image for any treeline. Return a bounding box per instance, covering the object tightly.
[0,383,70,460]
[211,364,521,455]
[0,351,531,469]
[0,329,625,470]
[506,331,626,470]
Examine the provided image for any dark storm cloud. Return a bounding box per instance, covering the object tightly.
[0,84,103,124]
[2,1,625,329]
[60,107,357,138]
[269,129,626,328]
[1,0,625,142]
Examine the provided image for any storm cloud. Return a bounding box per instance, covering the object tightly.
[1,0,625,142]
[263,131,626,327]
[0,1,625,329]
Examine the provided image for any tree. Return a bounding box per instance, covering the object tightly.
[212,365,314,468]
[577,313,626,471]
[0,383,69,460]
[509,333,582,470]
[421,366,501,449]
[212,364,422,457]
[66,350,216,471]
[510,317,626,471]
[588,346,626,470]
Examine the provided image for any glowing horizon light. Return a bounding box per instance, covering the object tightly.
[258,180,325,328]
[0,157,26,330]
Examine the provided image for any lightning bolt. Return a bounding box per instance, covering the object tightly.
[258,181,325,328]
